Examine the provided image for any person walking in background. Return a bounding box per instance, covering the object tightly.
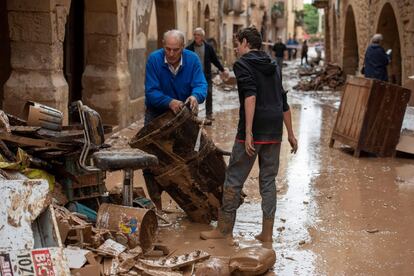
[286,35,294,60]
[200,26,298,243]
[272,36,287,71]
[363,33,390,81]
[301,40,308,65]
[292,37,299,59]
[144,29,207,209]
[187,27,228,121]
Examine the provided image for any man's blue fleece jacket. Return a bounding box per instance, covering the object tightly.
[145,48,207,115]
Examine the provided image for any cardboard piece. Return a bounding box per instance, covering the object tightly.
[64,247,90,269]
[397,133,414,154]
[98,239,126,257]
[70,252,100,276]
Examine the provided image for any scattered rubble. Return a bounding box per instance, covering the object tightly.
[0,101,278,275]
[294,63,346,91]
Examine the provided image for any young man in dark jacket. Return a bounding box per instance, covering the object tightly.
[201,26,298,242]
[363,33,389,81]
[186,28,228,121]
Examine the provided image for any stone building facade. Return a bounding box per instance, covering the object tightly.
[221,0,275,65]
[316,0,414,104]
[220,0,304,66]
[0,0,222,128]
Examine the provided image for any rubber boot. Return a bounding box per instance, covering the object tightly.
[255,217,274,242]
[200,211,235,240]
[143,172,163,210]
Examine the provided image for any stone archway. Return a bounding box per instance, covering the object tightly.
[376,3,401,85]
[342,5,359,76]
[204,4,210,38]
[64,0,85,113]
[155,0,177,48]
[197,2,202,28]
[3,0,71,121]
[82,0,131,127]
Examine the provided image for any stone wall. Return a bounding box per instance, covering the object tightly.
[326,0,414,96]
[3,0,71,122]
[3,0,224,128]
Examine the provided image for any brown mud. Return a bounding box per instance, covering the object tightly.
[106,60,414,275]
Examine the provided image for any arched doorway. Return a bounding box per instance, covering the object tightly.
[342,5,359,76]
[376,3,401,85]
[64,0,85,121]
[155,0,177,48]
[197,2,202,28]
[204,5,210,38]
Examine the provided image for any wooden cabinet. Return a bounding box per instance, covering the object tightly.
[330,76,411,157]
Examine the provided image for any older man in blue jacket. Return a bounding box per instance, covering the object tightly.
[144,29,207,209]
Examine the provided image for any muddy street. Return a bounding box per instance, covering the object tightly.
[105,60,414,275]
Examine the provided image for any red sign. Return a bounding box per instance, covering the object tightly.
[31,250,55,276]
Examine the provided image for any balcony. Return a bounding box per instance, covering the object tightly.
[223,0,246,15]
[312,0,329,9]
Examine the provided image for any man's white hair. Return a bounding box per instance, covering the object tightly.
[163,29,185,46]
[193,27,205,37]
[371,33,383,44]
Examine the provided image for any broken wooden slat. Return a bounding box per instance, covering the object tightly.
[0,132,74,149]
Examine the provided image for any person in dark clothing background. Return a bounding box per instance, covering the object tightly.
[187,27,228,121]
[272,36,287,71]
[200,26,298,243]
[363,33,389,81]
[301,40,308,65]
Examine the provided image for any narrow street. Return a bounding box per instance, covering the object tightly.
[2,1,414,275]
[105,58,414,275]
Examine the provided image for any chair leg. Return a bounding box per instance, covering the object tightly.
[123,169,134,206]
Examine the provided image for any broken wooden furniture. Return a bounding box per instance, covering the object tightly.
[330,76,411,157]
[75,101,158,206]
[130,106,226,224]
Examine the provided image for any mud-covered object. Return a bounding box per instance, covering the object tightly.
[129,107,226,224]
[229,247,276,275]
[96,203,158,252]
[195,257,230,276]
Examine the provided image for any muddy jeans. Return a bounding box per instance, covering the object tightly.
[142,109,164,202]
[221,142,281,219]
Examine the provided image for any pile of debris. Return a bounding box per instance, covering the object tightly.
[294,63,346,91]
[0,101,277,275]
[54,203,213,275]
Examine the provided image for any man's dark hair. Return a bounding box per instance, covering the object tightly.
[236,26,262,50]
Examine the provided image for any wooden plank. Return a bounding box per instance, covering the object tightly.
[0,132,74,149]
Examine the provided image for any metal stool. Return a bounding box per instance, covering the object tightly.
[75,101,158,206]
[92,149,158,206]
